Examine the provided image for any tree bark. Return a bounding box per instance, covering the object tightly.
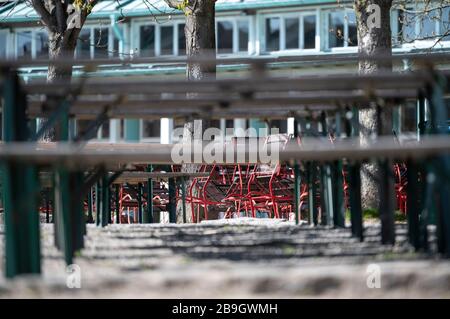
[355,0,393,210]
[30,1,93,141]
[185,0,216,80]
[165,0,217,223]
[47,30,79,84]
[41,29,80,141]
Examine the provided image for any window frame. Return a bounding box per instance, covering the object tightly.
[215,16,252,56]
[262,11,319,54]
[132,19,186,57]
[139,119,161,143]
[395,5,450,49]
[0,29,11,59]
[75,24,117,59]
[14,27,48,59]
[325,8,358,52]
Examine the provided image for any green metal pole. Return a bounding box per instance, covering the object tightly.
[181,177,187,224]
[379,159,395,245]
[348,106,363,241]
[115,184,121,224]
[101,176,109,227]
[96,182,101,226]
[427,75,450,256]
[307,162,318,226]
[294,163,301,225]
[406,159,421,250]
[137,182,143,224]
[333,112,345,228]
[2,70,41,277]
[145,165,154,223]
[332,160,345,228]
[348,161,363,241]
[45,188,51,224]
[293,118,301,225]
[168,178,177,223]
[107,182,112,224]
[87,187,94,223]
[319,113,334,226]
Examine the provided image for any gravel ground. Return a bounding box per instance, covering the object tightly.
[0,218,449,298]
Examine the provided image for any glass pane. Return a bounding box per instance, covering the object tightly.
[140,25,155,57]
[113,36,120,57]
[442,7,450,41]
[303,15,316,49]
[76,120,91,137]
[226,120,234,129]
[35,32,49,59]
[0,32,7,58]
[329,12,345,48]
[142,120,161,138]
[100,123,110,139]
[346,12,358,47]
[120,119,124,139]
[238,20,249,52]
[94,28,109,58]
[77,29,91,59]
[418,9,438,39]
[400,11,416,42]
[209,120,221,129]
[17,31,32,59]
[178,23,186,55]
[160,25,174,55]
[285,18,299,49]
[270,120,287,134]
[266,17,280,51]
[217,21,233,54]
[112,26,122,57]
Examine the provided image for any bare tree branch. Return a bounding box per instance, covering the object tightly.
[30,0,54,29]
[163,0,184,10]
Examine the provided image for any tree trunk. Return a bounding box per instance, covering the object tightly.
[40,29,79,141]
[355,0,393,210]
[47,30,78,83]
[176,0,216,223]
[185,0,216,81]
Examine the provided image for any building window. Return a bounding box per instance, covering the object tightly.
[266,17,280,51]
[140,25,155,57]
[77,29,91,59]
[75,27,115,59]
[347,12,358,46]
[178,23,186,55]
[238,20,249,52]
[216,19,250,54]
[285,18,299,49]
[399,7,449,44]
[0,32,8,58]
[93,28,109,58]
[265,14,317,52]
[160,25,174,56]
[441,7,450,41]
[35,32,48,59]
[304,15,316,49]
[75,120,110,140]
[16,31,31,59]
[217,21,233,54]
[328,10,357,49]
[138,22,186,56]
[418,10,438,39]
[76,120,90,138]
[141,120,161,140]
[270,120,288,134]
[99,123,110,139]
